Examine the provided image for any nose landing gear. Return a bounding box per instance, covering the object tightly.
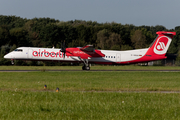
[11,59,14,65]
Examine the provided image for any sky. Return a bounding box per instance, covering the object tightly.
[0,0,180,29]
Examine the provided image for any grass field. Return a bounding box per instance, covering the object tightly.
[0,66,180,119]
[1,91,180,120]
[1,71,180,91]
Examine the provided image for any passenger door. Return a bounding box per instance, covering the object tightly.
[116,54,121,62]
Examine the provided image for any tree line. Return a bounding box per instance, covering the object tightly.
[0,15,180,65]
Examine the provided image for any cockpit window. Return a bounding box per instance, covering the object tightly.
[14,49,23,52]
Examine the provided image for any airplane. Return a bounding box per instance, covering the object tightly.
[4,31,176,70]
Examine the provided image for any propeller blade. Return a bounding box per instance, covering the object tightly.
[61,41,63,51]
[63,51,65,59]
[60,40,66,59]
[63,40,65,49]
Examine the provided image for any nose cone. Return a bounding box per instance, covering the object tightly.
[4,54,12,59]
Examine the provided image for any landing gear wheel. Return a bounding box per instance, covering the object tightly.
[82,65,86,70]
[82,65,90,70]
[86,66,90,70]
[79,58,90,70]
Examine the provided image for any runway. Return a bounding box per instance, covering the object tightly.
[0,69,180,72]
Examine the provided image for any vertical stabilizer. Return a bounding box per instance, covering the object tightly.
[146,31,176,58]
[130,31,176,63]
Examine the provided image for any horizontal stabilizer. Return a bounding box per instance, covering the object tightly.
[156,31,176,36]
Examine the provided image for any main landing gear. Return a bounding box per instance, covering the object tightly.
[79,58,90,70]
[82,65,90,70]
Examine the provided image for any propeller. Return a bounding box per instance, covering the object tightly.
[60,40,66,58]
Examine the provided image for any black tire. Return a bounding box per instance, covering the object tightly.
[82,66,90,70]
[82,65,86,70]
[86,66,90,70]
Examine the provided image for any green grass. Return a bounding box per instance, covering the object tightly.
[1,91,180,120]
[0,71,180,91]
[1,70,180,119]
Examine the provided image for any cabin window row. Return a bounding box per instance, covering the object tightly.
[105,56,115,58]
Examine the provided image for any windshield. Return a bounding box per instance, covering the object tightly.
[14,49,23,52]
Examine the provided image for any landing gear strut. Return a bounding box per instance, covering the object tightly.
[11,59,14,65]
[79,58,90,70]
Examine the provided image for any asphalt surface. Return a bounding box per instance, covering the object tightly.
[0,69,180,72]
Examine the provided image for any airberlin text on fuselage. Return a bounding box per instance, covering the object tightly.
[32,49,68,58]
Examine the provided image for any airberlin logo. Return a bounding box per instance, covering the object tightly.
[153,36,171,55]
[156,42,166,51]
[32,49,69,58]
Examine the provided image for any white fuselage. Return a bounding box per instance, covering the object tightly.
[4,47,148,64]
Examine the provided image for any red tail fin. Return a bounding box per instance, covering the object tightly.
[146,31,176,59]
[124,31,176,64]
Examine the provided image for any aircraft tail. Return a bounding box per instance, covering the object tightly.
[145,31,176,61]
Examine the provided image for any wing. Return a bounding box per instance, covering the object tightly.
[66,45,105,59]
[80,45,94,52]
